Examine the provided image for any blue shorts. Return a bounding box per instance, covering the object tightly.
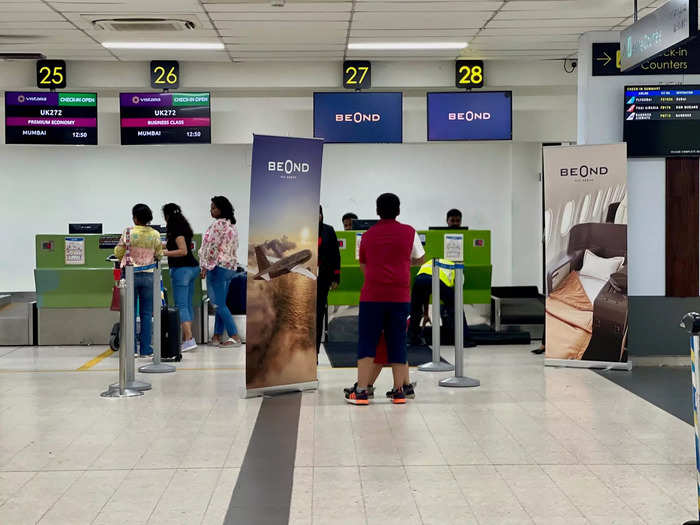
[358,301,409,364]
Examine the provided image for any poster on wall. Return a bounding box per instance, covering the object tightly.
[246,134,324,395]
[543,143,630,369]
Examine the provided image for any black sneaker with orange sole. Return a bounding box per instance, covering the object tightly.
[344,383,375,398]
[344,386,370,405]
[388,387,406,405]
[386,382,416,400]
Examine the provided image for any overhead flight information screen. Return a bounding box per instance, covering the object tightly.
[5,91,97,145]
[624,85,700,157]
[120,92,211,145]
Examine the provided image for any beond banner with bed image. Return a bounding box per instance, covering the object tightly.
[543,143,630,369]
[245,134,324,396]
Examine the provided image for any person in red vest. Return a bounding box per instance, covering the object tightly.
[345,193,425,405]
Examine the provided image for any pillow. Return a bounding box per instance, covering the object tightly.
[579,249,625,282]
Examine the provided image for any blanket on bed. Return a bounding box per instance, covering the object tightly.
[545,271,593,360]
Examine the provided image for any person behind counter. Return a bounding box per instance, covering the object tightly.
[342,212,358,231]
[199,196,242,348]
[317,205,341,355]
[162,203,199,353]
[114,203,163,357]
[446,208,462,228]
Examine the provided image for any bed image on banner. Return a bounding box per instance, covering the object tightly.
[543,143,630,370]
[245,134,324,396]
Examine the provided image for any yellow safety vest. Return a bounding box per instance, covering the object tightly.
[417,258,455,288]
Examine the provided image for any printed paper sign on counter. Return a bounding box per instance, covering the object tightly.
[245,135,324,394]
[64,237,85,265]
[444,234,464,261]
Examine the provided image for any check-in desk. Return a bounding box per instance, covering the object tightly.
[34,233,205,345]
[328,228,492,306]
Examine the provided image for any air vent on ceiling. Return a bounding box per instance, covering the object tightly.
[92,18,197,32]
[0,53,46,60]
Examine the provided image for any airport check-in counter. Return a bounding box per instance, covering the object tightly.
[34,233,205,345]
[329,228,492,306]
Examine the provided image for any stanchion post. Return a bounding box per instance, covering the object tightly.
[111,265,151,391]
[682,312,700,525]
[101,277,143,398]
[440,264,480,388]
[140,262,175,374]
[419,259,454,372]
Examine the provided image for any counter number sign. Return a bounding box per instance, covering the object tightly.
[343,60,371,90]
[36,60,66,89]
[455,60,484,89]
[150,60,179,89]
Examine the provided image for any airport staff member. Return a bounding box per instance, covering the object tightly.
[345,193,425,405]
[446,208,463,228]
[342,212,358,231]
[317,206,341,354]
[408,258,475,348]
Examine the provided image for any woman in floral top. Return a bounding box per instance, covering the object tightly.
[199,196,242,347]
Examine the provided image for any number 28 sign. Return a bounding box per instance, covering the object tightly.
[455,60,484,89]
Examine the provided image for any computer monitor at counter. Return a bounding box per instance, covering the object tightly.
[351,219,378,230]
[428,226,468,231]
[68,223,102,234]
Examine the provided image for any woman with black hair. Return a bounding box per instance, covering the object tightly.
[162,203,200,352]
[199,196,242,348]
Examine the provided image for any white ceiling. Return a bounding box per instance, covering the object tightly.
[0,0,668,62]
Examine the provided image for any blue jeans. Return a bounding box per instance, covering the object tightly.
[207,266,238,338]
[170,266,199,323]
[134,272,154,356]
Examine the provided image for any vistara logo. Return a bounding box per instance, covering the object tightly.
[560,165,608,178]
[132,96,140,104]
[335,112,381,123]
[17,95,25,103]
[268,160,310,175]
[448,111,492,122]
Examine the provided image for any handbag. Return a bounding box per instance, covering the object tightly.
[109,228,132,311]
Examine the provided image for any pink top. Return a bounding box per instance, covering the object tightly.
[199,219,239,271]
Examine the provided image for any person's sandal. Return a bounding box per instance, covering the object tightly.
[210,335,222,346]
[220,337,242,348]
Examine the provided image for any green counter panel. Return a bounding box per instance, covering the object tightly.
[329,228,492,306]
[35,233,203,309]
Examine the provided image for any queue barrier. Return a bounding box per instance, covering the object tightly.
[419,259,480,388]
[681,312,700,525]
[101,262,174,398]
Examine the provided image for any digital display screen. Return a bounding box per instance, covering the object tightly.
[624,85,700,156]
[5,91,97,145]
[120,92,211,145]
[427,91,512,141]
[313,92,402,143]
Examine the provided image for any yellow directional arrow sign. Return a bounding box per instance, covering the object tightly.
[596,51,612,66]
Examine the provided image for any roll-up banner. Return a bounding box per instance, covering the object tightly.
[543,143,630,370]
[245,135,324,396]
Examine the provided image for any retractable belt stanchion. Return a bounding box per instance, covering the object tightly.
[418,259,455,372]
[101,268,144,398]
[439,261,479,388]
[109,264,151,392]
[140,262,176,374]
[681,312,700,525]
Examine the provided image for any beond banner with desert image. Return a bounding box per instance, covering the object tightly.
[246,134,324,394]
[543,143,629,367]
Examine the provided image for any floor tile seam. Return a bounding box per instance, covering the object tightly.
[0,470,40,510]
[489,408,565,461]
[144,467,178,523]
[173,398,220,470]
[462,409,537,465]
[87,470,131,525]
[35,468,85,523]
[585,464,660,524]
[492,464,553,523]
[541,463,638,523]
[198,466,227,525]
[0,347,22,359]
[628,463,693,518]
[350,406,370,524]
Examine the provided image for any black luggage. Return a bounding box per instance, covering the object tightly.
[161,305,182,361]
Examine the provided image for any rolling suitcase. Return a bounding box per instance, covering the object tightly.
[161,305,182,361]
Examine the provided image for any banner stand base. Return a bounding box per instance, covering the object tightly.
[244,380,319,399]
[545,358,632,371]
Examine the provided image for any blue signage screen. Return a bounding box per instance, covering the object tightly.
[427,91,512,141]
[313,92,402,143]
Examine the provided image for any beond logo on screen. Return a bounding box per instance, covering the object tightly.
[267,160,310,179]
[334,112,381,123]
[448,110,491,122]
[560,165,608,181]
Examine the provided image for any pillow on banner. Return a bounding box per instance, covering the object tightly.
[579,250,625,282]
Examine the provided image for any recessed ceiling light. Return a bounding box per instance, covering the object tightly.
[102,42,224,50]
[348,42,468,50]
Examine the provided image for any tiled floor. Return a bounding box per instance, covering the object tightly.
[0,343,696,524]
